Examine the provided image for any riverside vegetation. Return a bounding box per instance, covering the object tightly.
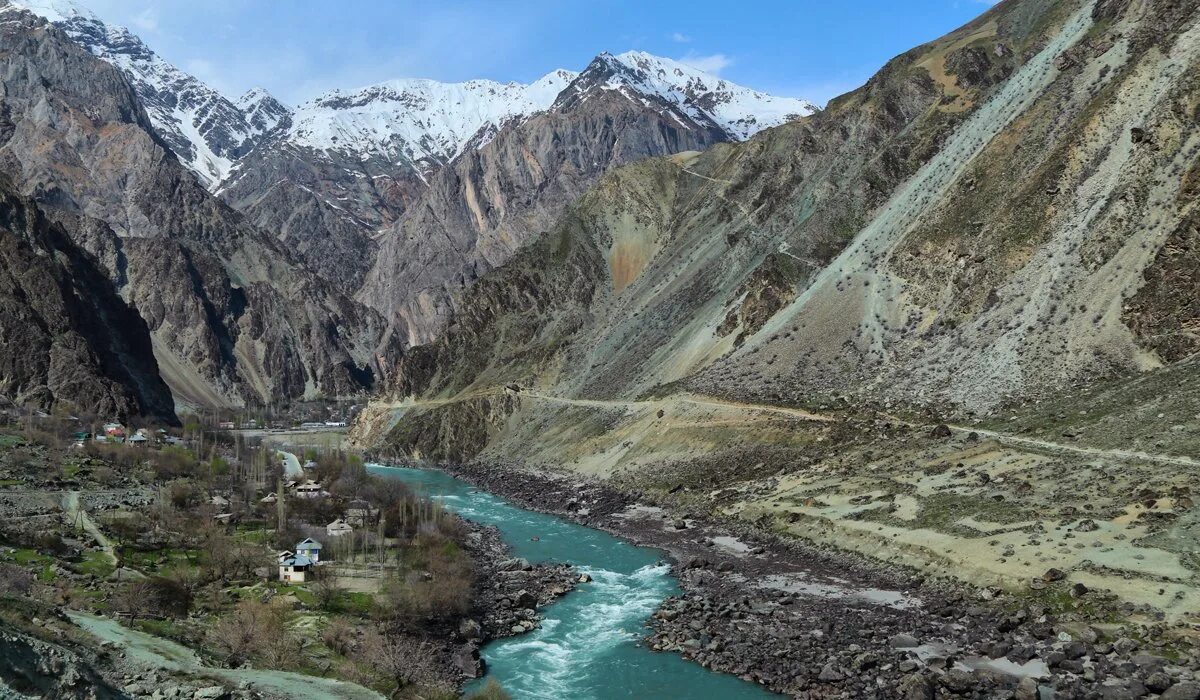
[0,411,572,699]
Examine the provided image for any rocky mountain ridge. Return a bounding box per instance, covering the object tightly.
[0,3,395,414]
[10,0,280,189]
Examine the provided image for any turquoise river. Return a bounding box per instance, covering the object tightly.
[370,464,781,700]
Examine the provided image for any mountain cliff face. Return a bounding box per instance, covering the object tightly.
[4,0,817,409]
[0,3,393,410]
[0,180,175,420]
[11,0,284,189]
[366,0,1199,442]
[221,54,815,321]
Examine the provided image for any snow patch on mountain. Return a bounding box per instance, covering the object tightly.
[238,87,292,137]
[287,69,579,166]
[9,0,286,189]
[11,0,815,186]
[595,51,817,139]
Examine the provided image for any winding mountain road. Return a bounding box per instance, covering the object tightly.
[381,388,1197,469]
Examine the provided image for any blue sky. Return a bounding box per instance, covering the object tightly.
[83,0,998,107]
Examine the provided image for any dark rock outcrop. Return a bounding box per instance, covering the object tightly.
[0,180,175,420]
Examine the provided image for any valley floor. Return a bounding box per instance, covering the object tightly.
[358,381,1200,635]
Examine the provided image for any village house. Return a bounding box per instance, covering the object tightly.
[295,537,323,563]
[278,553,313,583]
[259,492,277,504]
[210,494,230,510]
[326,519,353,538]
[294,480,325,499]
[127,433,149,447]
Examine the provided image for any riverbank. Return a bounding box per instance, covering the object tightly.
[457,519,579,679]
[406,459,1200,699]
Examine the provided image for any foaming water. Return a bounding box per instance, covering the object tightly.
[371,465,780,699]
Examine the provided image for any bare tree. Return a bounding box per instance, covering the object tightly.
[310,575,346,612]
[358,627,444,693]
[209,600,300,668]
[111,580,155,620]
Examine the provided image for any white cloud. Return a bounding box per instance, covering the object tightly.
[130,7,158,32]
[670,32,691,43]
[185,58,214,78]
[677,52,732,75]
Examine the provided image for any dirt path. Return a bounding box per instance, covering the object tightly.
[943,424,1200,468]
[68,612,384,700]
[61,491,117,567]
[381,386,1198,469]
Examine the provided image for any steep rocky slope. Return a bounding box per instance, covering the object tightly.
[12,0,284,189]
[0,179,175,420]
[373,0,1199,414]
[220,51,815,318]
[359,70,735,346]
[13,0,819,323]
[0,4,393,409]
[358,0,1200,624]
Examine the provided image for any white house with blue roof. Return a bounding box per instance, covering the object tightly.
[295,537,323,563]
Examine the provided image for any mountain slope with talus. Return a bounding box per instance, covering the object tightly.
[370,0,1199,414]
[355,0,1200,630]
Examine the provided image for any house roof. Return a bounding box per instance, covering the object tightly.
[296,537,323,549]
[281,554,313,567]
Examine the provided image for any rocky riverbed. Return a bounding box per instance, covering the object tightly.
[425,460,1200,699]
[454,519,578,679]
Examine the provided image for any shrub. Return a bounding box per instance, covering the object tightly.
[146,575,192,617]
[320,616,358,656]
[0,562,34,596]
[147,447,198,481]
[466,680,513,700]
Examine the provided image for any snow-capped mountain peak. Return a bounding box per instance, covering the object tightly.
[5,0,93,23]
[11,0,815,188]
[562,50,817,140]
[286,69,580,166]
[9,0,272,189]
[238,87,292,138]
